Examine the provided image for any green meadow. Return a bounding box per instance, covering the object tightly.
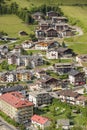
[5,0,87,9]
[0,15,35,37]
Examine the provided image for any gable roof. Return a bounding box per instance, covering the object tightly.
[56,90,80,98]
[46,28,57,32]
[33,12,43,16]
[31,114,49,125]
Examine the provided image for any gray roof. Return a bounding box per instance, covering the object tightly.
[58,47,70,53]
[0,86,24,94]
[29,90,49,97]
[69,69,80,76]
[57,119,70,126]
[33,12,43,16]
[56,90,79,98]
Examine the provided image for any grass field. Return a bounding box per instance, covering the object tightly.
[61,6,87,42]
[0,15,35,37]
[60,6,87,54]
[36,99,87,127]
[5,0,87,9]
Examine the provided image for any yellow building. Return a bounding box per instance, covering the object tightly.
[0,92,34,124]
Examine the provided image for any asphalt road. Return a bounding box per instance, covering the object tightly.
[0,117,17,130]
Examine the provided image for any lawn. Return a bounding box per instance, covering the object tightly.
[35,99,87,126]
[0,15,35,37]
[61,6,87,43]
[68,42,87,54]
[49,58,72,65]
[60,6,87,54]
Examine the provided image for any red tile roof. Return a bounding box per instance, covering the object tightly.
[0,92,34,108]
[31,114,49,125]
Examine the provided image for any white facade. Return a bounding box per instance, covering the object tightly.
[35,44,48,50]
[46,50,58,59]
[23,58,29,66]
[76,56,82,66]
[69,75,75,84]
[31,119,51,130]
[6,74,15,82]
[83,67,87,75]
[12,49,21,54]
[29,95,37,107]
[8,57,20,66]
[22,41,33,49]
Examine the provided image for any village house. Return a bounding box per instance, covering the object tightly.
[31,54,43,67]
[83,67,87,76]
[20,55,30,66]
[48,41,60,49]
[57,119,70,130]
[19,31,28,36]
[5,72,16,83]
[56,90,80,105]
[32,12,43,21]
[54,23,69,32]
[35,29,46,39]
[46,28,58,37]
[76,54,87,66]
[0,92,34,124]
[31,114,51,130]
[69,69,86,86]
[12,45,21,54]
[46,11,59,19]
[0,71,16,83]
[35,68,47,79]
[62,29,74,37]
[7,53,43,67]
[39,75,61,91]
[35,40,60,50]
[0,70,33,83]
[28,81,42,91]
[35,41,48,50]
[54,63,74,74]
[58,47,74,58]
[0,45,8,56]
[76,95,87,107]
[16,70,32,82]
[46,49,58,59]
[7,53,20,66]
[0,72,6,83]
[52,16,68,23]
[0,85,25,96]
[29,90,52,107]
[22,40,34,50]
[39,22,50,31]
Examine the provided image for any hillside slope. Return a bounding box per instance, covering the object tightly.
[5,0,87,9]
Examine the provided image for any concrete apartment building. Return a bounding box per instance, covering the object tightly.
[29,91,52,107]
[0,92,34,124]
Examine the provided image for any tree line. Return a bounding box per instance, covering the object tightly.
[0,2,63,24]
